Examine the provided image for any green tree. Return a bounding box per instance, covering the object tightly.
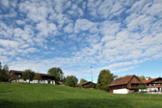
[3,64,9,75]
[34,73,42,83]
[65,75,78,87]
[137,75,146,81]
[97,69,114,91]
[79,78,88,84]
[0,62,8,82]
[22,69,35,84]
[47,67,64,83]
[0,62,2,70]
[0,69,7,83]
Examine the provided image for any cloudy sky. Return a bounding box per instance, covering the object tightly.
[0,0,162,82]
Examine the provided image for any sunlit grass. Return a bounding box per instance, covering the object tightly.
[0,83,162,108]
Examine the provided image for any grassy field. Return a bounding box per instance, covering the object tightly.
[0,83,162,108]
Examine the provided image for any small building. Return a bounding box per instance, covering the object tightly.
[8,70,55,84]
[142,77,162,92]
[109,75,143,94]
[81,81,96,89]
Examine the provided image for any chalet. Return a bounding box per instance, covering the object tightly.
[142,77,162,92]
[109,75,143,94]
[8,70,55,84]
[81,81,96,89]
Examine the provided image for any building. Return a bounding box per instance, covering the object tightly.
[109,75,143,94]
[142,77,162,92]
[8,70,55,84]
[81,81,96,89]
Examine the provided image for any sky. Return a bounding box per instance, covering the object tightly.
[0,0,162,83]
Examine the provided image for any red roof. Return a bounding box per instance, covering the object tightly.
[142,77,161,84]
[109,75,135,86]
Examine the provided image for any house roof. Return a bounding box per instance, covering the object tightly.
[9,70,55,77]
[142,77,161,84]
[10,70,23,74]
[109,75,136,87]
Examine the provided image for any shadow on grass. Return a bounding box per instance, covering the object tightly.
[0,98,132,108]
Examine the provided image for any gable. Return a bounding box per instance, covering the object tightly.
[109,75,134,86]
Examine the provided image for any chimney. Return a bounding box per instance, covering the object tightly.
[146,77,149,80]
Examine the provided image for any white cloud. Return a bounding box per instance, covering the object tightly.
[74,19,97,33]
[63,23,73,33]
[0,39,19,48]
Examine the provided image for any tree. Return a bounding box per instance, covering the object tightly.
[0,62,2,70]
[79,78,88,84]
[0,69,7,83]
[47,67,64,83]
[22,69,35,84]
[137,75,146,81]
[65,75,78,87]
[0,62,8,83]
[97,69,114,91]
[33,73,42,83]
[3,64,9,75]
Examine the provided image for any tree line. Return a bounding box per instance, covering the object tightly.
[0,61,153,91]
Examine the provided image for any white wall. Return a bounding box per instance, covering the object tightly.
[139,88,160,92]
[11,79,55,85]
[113,88,129,94]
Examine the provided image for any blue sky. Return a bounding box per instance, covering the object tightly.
[0,0,162,83]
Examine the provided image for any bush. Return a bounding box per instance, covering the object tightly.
[65,75,78,87]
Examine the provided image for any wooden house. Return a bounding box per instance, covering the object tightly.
[109,75,143,94]
[142,77,162,92]
[8,70,55,84]
[81,81,96,89]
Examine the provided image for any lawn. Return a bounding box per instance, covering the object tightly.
[0,83,162,108]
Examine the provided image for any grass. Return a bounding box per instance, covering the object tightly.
[0,83,162,108]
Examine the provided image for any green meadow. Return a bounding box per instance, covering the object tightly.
[0,83,162,108]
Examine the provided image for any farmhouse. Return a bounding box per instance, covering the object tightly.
[8,70,55,84]
[142,77,162,92]
[109,75,143,94]
[81,81,96,89]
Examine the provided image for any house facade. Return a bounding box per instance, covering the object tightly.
[109,75,143,94]
[141,77,162,92]
[8,70,55,84]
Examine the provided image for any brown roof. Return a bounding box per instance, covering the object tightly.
[109,75,135,86]
[142,77,161,84]
[9,70,55,77]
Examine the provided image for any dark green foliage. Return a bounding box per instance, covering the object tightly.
[22,69,35,84]
[0,69,8,82]
[47,67,64,83]
[97,69,114,91]
[0,62,8,82]
[34,73,42,83]
[3,64,9,75]
[0,62,2,70]
[79,78,88,84]
[65,75,78,87]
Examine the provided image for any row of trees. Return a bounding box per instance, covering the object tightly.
[0,62,9,83]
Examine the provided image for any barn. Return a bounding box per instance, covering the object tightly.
[8,70,55,84]
[109,75,143,94]
[142,77,162,92]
